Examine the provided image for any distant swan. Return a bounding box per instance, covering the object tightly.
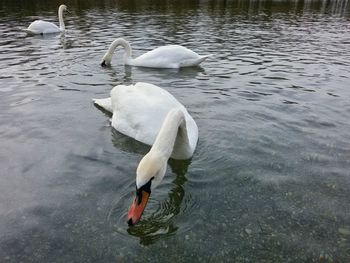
[93,82,198,225]
[24,4,68,35]
[101,38,210,68]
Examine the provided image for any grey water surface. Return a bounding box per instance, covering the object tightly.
[1,0,350,262]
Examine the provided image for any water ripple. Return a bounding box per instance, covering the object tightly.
[1,1,350,262]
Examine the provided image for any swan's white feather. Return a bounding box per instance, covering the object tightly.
[26,20,61,34]
[131,45,208,68]
[93,82,198,159]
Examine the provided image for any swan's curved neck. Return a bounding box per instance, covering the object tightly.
[108,38,132,62]
[150,108,187,160]
[58,6,65,31]
[136,107,191,190]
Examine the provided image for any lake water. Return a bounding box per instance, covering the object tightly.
[1,0,350,262]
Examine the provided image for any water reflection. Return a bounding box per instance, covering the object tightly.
[1,0,349,18]
[111,128,149,156]
[123,64,206,80]
[59,34,75,49]
[24,31,62,39]
[138,65,205,76]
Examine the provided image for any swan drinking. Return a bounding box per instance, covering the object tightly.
[93,82,198,225]
[101,38,210,68]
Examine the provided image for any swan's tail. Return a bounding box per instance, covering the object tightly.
[22,29,37,35]
[92,97,113,113]
[199,54,212,62]
[181,54,212,67]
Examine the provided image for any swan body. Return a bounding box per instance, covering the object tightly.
[93,82,199,225]
[24,4,67,35]
[101,38,210,68]
[93,82,198,159]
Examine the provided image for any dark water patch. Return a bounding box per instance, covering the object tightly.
[59,88,81,92]
[283,99,298,104]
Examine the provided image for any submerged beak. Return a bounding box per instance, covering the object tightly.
[127,190,150,226]
[101,60,107,67]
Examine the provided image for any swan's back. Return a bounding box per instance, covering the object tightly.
[110,82,198,158]
[132,45,207,68]
[26,20,60,34]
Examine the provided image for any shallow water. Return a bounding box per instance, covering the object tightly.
[1,0,350,262]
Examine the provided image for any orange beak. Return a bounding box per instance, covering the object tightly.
[127,190,150,226]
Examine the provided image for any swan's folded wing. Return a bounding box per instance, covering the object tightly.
[133,46,202,68]
[26,20,60,34]
[109,83,184,146]
[22,29,38,35]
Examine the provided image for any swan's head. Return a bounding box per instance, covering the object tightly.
[59,4,67,12]
[101,38,131,67]
[127,152,166,226]
[100,52,112,67]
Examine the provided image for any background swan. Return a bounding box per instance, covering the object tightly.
[101,38,210,68]
[93,82,198,225]
[24,5,68,35]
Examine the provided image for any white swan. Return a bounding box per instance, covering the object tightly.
[24,5,68,35]
[101,38,210,69]
[93,82,198,225]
